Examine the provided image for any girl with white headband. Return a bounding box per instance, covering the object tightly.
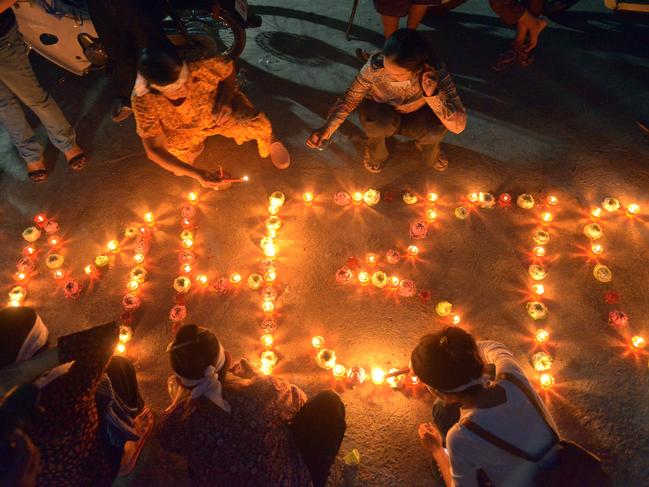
[411,326,559,487]
[131,46,291,189]
[159,324,346,487]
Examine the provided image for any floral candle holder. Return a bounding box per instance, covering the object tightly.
[454,207,468,220]
[409,221,428,239]
[436,300,453,317]
[528,264,547,281]
[626,203,640,217]
[8,286,26,303]
[601,197,620,213]
[33,213,47,227]
[334,191,351,206]
[498,193,512,207]
[178,250,195,265]
[532,352,552,372]
[262,286,277,302]
[181,204,197,220]
[248,273,263,290]
[526,301,548,320]
[43,220,59,234]
[122,293,142,311]
[261,318,278,335]
[124,226,138,239]
[266,217,282,232]
[16,257,36,274]
[479,192,495,209]
[63,279,82,299]
[180,230,194,241]
[403,192,418,205]
[130,266,147,283]
[608,310,628,328]
[312,336,325,348]
[335,266,353,283]
[173,276,192,294]
[268,191,286,209]
[371,271,388,288]
[363,189,380,207]
[398,279,417,297]
[316,349,336,370]
[532,229,550,245]
[385,249,401,264]
[169,304,187,322]
[93,255,109,269]
[593,264,612,282]
[517,194,535,209]
[45,253,64,270]
[22,227,41,243]
[583,223,603,240]
[347,364,366,384]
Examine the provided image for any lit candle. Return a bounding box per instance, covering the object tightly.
[48,235,60,247]
[533,246,546,257]
[540,211,553,223]
[590,207,602,220]
[312,336,325,348]
[23,245,36,256]
[126,280,140,292]
[84,264,97,276]
[498,193,512,207]
[259,363,273,375]
[187,192,199,204]
[263,242,276,258]
[427,192,439,203]
[34,213,47,226]
[8,286,26,303]
[468,192,479,203]
[107,240,120,253]
[181,238,193,249]
[425,208,438,221]
[333,364,346,379]
[388,276,400,290]
[365,253,378,266]
[532,351,552,372]
[53,269,65,280]
[357,271,370,284]
[371,368,386,385]
[302,192,314,205]
[352,192,364,205]
[532,284,545,296]
[119,327,133,344]
[196,274,208,285]
[134,253,145,264]
[626,203,640,217]
[407,245,419,257]
[267,205,280,216]
[451,313,461,325]
[143,212,155,225]
[115,343,126,355]
[180,263,192,274]
[316,349,336,370]
[591,243,603,255]
[535,329,549,343]
[546,195,558,206]
[539,373,554,390]
[15,271,27,282]
[262,301,275,313]
[631,335,646,349]
[261,333,274,348]
[181,218,193,229]
[229,273,242,284]
[411,375,420,385]
[264,270,277,283]
[268,191,286,210]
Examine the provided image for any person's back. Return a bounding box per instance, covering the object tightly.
[413,329,558,487]
[159,375,312,486]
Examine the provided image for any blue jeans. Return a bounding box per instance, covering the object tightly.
[0,25,76,163]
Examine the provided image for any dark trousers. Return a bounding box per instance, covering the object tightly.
[489,0,544,25]
[359,99,447,163]
[432,398,461,448]
[289,390,346,487]
[106,355,145,413]
[86,0,171,105]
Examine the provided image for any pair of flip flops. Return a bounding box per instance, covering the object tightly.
[490,49,535,72]
[27,152,88,183]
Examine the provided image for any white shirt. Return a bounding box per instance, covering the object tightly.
[447,341,557,487]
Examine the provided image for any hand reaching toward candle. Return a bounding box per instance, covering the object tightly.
[306,126,333,150]
[418,423,443,453]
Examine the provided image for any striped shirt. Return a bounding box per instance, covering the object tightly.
[325,54,466,134]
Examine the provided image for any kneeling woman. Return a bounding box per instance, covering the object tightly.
[158,324,346,487]
[132,47,291,188]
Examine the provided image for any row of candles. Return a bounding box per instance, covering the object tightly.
[585,197,646,351]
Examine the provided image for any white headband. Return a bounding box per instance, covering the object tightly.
[436,376,486,394]
[173,341,231,413]
[16,313,48,363]
[133,62,189,97]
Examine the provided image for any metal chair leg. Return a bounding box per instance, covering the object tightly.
[346,0,359,40]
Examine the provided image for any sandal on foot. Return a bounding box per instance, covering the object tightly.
[433,152,449,172]
[118,406,154,477]
[517,50,535,67]
[67,152,88,171]
[490,49,517,72]
[28,169,48,183]
[270,141,291,169]
[363,148,385,173]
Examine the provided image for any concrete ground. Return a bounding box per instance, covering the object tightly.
[1,0,649,485]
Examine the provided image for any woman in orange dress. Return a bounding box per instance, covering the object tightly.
[132,47,290,188]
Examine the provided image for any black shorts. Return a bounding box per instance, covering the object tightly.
[373,0,435,17]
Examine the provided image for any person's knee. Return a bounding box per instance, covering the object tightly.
[360,104,399,136]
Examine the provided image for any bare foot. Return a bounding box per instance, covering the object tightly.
[26,159,46,173]
[514,22,529,51]
[527,16,547,51]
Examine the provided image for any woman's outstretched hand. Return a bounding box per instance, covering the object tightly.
[418,423,444,453]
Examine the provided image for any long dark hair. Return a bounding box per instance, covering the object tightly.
[382,29,437,72]
[168,324,221,380]
[411,326,484,391]
[138,46,183,86]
